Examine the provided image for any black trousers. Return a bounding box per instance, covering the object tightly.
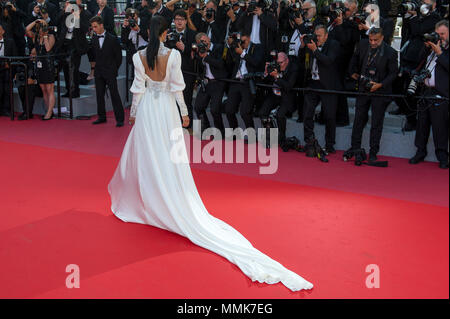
[393,74,417,125]
[414,88,449,162]
[61,42,82,93]
[0,70,10,114]
[225,82,255,130]
[303,80,338,147]
[258,92,295,142]
[94,74,124,122]
[18,84,42,116]
[194,80,226,132]
[351,95,389,155]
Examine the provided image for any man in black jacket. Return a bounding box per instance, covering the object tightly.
[171,9,197,129]
[224,30,264,143]
[57,0,91,98]
[301,24,342,154]
[95,0,115,34]
[193,32,228,138]
[0,22,16,117]
[0,1,27,56]
[198,0,225,45]
[235,0,277,58]
[258,52,299,144]
[27,0,58,26]
[90,15,124,127]
[410,20,449,169]
[348,27,398,161]
[392,0,441,131]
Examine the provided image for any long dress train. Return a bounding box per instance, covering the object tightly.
[107,43,313,292]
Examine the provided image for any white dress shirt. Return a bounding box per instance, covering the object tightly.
[424,52,437,88]
[0,39,5,57]
[289,29,302,56]
[98,31,106,49]
[311,47,323,81]
[204,43,214,80]
[128,18,148,49]
[250,14,261,44]
[236,47,249,79]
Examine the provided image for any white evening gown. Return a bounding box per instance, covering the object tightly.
[107,43,313,292]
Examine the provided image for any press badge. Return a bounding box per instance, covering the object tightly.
[37,61,43,69]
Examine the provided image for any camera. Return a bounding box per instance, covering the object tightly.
[267,61,280,75]
[165,22,182,49]
[351,11,370,25]
[1,2,13,11]
[397,0,420,16]
[303,33,317,45]
[359,75,374,92]
[247,0,271,14]
[281,136,304,152]
[148,0,158,9]
[14,72,27,88]
[229,32,242,50]
[320,1,348,20]
[174,1,189,11]
[407,69,431,95]
[205,7,215,20]
[41,24,57,33]
[423,32,440,44]
[192,41,208,55]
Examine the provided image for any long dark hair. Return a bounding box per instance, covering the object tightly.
[146,16,169,70]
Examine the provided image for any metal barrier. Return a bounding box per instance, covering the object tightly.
[0,52,72,121]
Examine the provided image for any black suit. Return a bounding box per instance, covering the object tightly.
[414,47,449,163]
[349,39,398,155]
[175,27,197,128]
[0,38,17,115]
[302,38,342,147]
[27,0,58,25]
[258,60,300,143]
[92,32,124,123]
[56,7,91,95]
[194,43,228,135]
[236,10,277,56]
[225,42,265,131]
[97,5,115,34]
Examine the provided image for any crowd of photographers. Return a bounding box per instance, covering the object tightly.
[0,0,448,168]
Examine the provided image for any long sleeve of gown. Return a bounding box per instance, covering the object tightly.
[129,52,147,118]
[169,50,188,117]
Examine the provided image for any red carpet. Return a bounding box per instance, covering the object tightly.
[0,139,448,299]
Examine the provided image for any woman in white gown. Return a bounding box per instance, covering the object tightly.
[108,16,313,292]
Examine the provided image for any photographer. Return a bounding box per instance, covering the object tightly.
[25,17,57,120]
[198,0,225,44]
[16,60,44,120]
[391,0,441,131]
[56,1,91,98]
[0,1,26,56]
[121,7,148,55]
[147,0,174,25]
[95,0,115,34]
[258,51,299,144]
[192,32,228,138]
[224,30,264,142]
[0,22,16,117]
[410,20,449,169]
[166,0,199,31]
[235,0,277,56]
[348,27,398,162]
[167,9,197,128]
[27,0,58,26]
[220,0,245,43]
[300,24,342,154]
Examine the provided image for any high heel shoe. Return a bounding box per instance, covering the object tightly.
[42,112,54,121]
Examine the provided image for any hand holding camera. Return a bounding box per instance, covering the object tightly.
[176,40,185,52]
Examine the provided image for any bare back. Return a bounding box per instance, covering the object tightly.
[139,49,172,82]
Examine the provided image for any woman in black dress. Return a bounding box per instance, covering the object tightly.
[26,18,56,120]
